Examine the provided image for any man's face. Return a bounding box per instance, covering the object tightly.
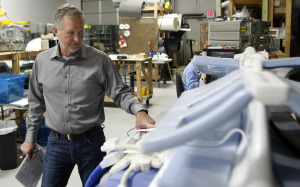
[53,16,84,57]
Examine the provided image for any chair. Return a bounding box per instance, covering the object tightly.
[176,71,184,98]
[0,62,11,74]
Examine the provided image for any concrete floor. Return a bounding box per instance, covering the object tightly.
[0,80,178,187]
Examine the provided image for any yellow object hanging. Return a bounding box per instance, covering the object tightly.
[164,1,172,9]
[17,21,30,25]
[0,19,11,25]
[0,8,6,17]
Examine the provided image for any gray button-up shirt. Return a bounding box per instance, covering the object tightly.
[25,44,147,143]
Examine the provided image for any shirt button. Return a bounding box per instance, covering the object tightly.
[64,76,67,79]
[65,106,68,108]
[65,91,67,94]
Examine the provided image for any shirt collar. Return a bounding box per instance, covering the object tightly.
[50,43,88,61]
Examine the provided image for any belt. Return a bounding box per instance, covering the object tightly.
[51,125,102,141]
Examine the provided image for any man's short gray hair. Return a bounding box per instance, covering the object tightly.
[53,4,84,30]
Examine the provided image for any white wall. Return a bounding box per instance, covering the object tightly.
[67,0,81,9]
[101,0,117,25]
[83,1,102,25]
[174,0,215,15]
[83,0,117,25]
[0,0,66,33]
[1,0,66,24]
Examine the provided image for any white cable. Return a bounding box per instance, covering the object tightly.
[151,157,163,168]
[109,155,131,175]
[115,144,141,152]
[118,167,134,187]
[231,129,248,164]
[101,141,141,153]
[187,128,247,147]
[118,163,139,187]
[100,152,125,168]
[186,128,248,164]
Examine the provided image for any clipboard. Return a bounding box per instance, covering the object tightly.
[15,144,45,187]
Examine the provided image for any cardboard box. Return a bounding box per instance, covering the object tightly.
[133,54,149,59]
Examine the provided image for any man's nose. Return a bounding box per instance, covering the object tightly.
[73,33,82,42]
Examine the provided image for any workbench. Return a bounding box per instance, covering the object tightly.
[109,57,153,104]
[149,58,173,85]
[0,50,43,124]
[269,50,288,59]
[0,51,43,74]
[0,98,28,141]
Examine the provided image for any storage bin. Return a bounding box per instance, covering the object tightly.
[18,118,51,147]
[0,74,26,103]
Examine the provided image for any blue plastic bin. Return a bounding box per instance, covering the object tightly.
[18,118,51,147]
[0,74,26,103]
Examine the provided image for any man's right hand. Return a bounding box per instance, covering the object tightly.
[20,142,37,160]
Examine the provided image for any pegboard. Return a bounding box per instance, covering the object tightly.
[119,18,159,54]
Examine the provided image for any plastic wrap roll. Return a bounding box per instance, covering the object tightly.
[144,0,163,6]
[222,1,229,8]
[158,17,180,31]
[163,13,182,27]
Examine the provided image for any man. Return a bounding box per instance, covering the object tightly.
[20,4,155,186]
[182,60,201,91]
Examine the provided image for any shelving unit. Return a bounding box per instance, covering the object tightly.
[141,1,174,42]
[91,25,119,54]
[218,0,293,57]
[141,1,173,18]
[227,0,268,21]
[268,0,293,57]
[142,1,177,81]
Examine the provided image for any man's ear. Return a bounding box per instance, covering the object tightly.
[53,26,58,35]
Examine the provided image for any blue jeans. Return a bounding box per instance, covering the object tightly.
[41,127,106,187]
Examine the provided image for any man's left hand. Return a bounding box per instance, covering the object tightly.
[136,110,155,129]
